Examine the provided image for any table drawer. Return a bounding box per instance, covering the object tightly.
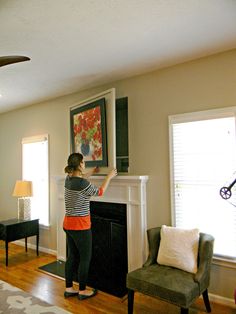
[6,220,39,241]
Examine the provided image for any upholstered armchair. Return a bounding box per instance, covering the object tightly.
[126,226,214,314]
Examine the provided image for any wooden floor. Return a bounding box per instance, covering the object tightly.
[0,242,235,314]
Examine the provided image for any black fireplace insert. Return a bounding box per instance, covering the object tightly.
[87,201,128,297]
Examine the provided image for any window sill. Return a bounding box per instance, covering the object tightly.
[39,224,50,230]
[213,256,236,269]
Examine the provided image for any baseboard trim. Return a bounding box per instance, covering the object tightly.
[209,293,236,309]
[14,240,57,256]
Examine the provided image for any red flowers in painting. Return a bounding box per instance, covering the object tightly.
[73,106,103,160]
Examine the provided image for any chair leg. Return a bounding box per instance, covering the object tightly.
[128,289,134,314]
[180,308,188,314]
[202,289,211,312]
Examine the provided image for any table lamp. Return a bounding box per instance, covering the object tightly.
[12,180,33,220]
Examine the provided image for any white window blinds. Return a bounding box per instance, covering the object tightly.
[22,134,49,226]
[169,109,236,259]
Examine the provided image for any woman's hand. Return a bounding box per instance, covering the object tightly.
[108,168,117,179]
[93,166,100,174]
[100,168,117,193]
[82,166,99,179]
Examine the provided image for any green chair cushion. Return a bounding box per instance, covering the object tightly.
[127,264,200,308]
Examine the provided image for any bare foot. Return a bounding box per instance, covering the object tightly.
[65,287,77,293]
[78,288,97,300]
[79,288,94,296]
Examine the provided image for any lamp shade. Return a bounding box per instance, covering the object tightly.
[12,180,33,197]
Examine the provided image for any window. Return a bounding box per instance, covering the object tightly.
[169,108,236,260]
[22,134,49,226]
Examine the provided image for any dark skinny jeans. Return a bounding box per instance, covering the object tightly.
[64,229,92,291]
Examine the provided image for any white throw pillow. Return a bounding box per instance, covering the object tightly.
[157,225,200,274]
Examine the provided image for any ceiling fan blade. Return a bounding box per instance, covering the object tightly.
[0,56,30,67]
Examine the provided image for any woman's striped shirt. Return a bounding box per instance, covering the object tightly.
[63,175,103,230]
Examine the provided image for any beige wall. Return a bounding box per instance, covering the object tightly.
[0,49,236,300]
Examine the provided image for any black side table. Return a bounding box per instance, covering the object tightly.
[0,218,39,266]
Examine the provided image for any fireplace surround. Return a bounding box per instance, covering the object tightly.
[55,175,149,273]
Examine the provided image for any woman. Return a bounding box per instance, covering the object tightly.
[63,152,117,300]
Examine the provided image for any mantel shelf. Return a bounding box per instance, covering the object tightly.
[53,174,148,182]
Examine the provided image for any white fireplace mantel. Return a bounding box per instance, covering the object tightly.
[54,175,149,272]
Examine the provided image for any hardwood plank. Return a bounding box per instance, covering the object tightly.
[0,242,234,314]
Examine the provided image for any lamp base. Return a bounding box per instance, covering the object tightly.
[18,198,31,220]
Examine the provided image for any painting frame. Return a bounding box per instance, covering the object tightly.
[70,97,108,167]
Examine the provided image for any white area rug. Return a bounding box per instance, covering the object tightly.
[0,279,71,314]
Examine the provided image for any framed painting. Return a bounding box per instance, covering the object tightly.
[70,97,108,167]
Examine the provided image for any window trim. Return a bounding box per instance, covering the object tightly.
[213,256,236,269]
[22,134,49,144]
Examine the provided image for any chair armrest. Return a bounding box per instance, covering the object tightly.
[194,233,214,293]
[143,227,161,267]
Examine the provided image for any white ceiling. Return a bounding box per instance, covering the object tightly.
[1,0,236,113]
